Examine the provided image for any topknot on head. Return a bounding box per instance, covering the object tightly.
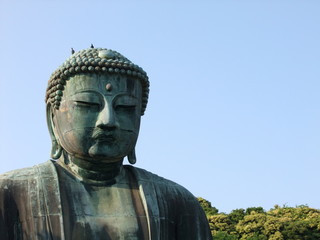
[46,47,150,115]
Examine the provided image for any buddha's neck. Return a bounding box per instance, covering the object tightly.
[58,151,123,184]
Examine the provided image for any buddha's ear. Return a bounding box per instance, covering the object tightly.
[46,104,62,160]
[127,148,137,165]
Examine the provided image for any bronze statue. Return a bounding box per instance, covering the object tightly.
[0,47,211,239]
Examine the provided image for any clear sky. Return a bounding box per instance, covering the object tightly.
[0,1,319,213]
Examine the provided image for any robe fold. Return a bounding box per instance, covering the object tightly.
[0,161,212,240]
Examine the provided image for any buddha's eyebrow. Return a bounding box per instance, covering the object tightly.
[71,90,101,96]
[74,90,100,94]
[113,93,139,99]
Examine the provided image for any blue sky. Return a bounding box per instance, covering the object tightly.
[0,1,319,213]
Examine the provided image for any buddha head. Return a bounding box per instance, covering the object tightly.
[45,47,149,166]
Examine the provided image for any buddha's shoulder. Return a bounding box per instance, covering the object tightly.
[126,165,196,198]
[0,161,52,182]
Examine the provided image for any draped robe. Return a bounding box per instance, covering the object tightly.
[0,161,212,239]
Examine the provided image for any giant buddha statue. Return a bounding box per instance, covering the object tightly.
[0,47,212,240]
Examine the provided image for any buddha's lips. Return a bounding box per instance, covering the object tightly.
[95,135,115,143]
[92,130,116,142]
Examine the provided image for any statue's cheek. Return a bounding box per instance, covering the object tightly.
[61,128,93,154]
[67,109,98,128]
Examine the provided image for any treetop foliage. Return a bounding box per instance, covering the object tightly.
[198,198,320,240]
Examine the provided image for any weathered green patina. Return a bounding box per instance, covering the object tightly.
[0,47,212,239]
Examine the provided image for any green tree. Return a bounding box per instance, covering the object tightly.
[197,197,219,216]
[213,231,238,240]
[245,207,265,215]
[236,212,267,240]
[198,197,320,239]
[229,208,246,224]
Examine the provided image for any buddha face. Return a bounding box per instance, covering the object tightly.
[51,73,142,163]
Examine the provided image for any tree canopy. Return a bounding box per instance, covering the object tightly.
[198,198,320,239]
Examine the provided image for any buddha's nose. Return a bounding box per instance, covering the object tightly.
[96,103,117,129]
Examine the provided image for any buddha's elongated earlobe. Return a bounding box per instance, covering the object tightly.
[51,140,63,160]
[46,104,63,160]
[127,148,137,164]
